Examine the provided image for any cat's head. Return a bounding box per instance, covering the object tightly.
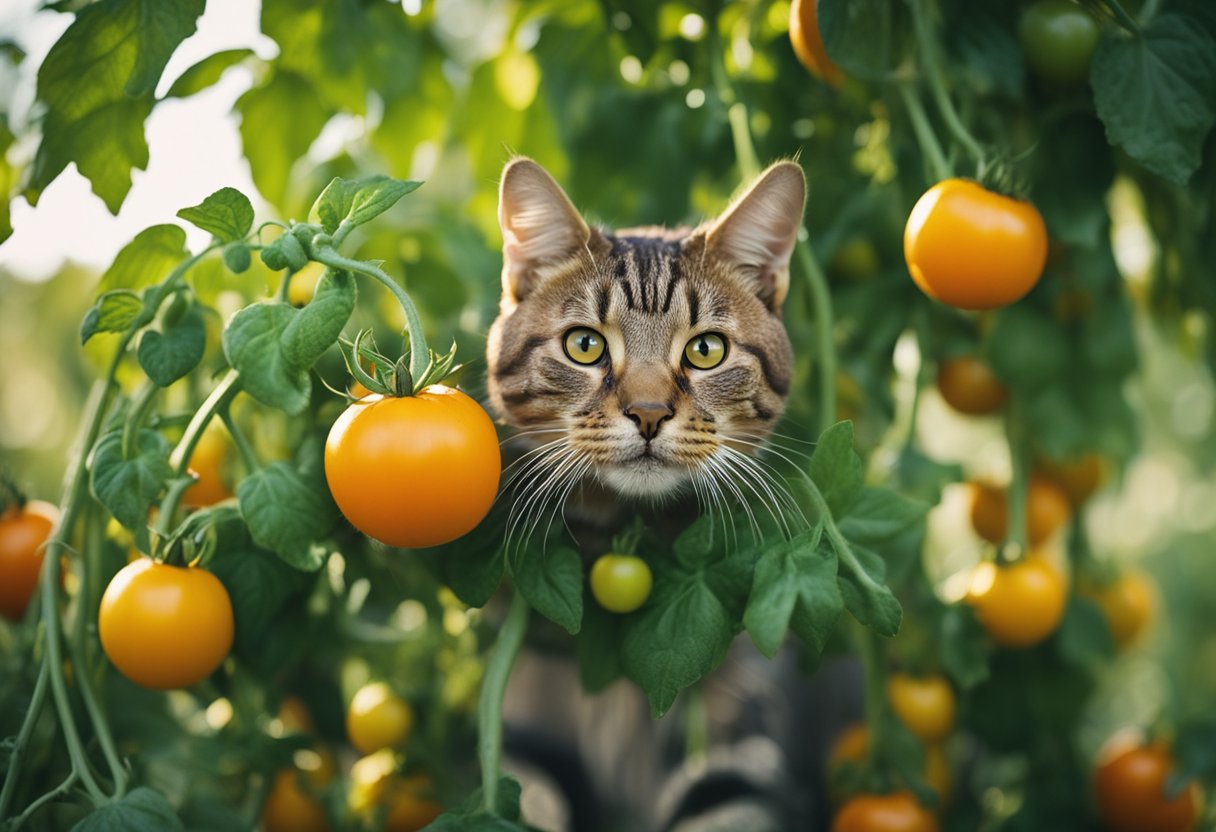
[487,158,805,498]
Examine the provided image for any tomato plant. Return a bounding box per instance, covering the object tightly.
[969,475,1071,547]
[936,356,1007,416]
[1019,0,1101,87]
[98,559,234,690]
[0,499,57,621]
[1094,738,1200,832]
[325,388,501,549]
[903,179,1048,311]
[590,553,653,613]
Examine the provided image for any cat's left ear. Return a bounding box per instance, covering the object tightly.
[704,161,806,310]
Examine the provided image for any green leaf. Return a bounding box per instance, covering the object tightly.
[578,591,625,692]
[81,290,145,343]
[99,225,188,292]
[138,305,205,386]
[90,429,173,547]
[311,175,422,234]
[1173,714,1216,790]
[1057,596,1116,667]
[1091,12,1216,184]
[237,461,337,571]
[176,187,254,243]
[236,70,334,208]
[29,0,204,213]
[818,0,910,81]
[838,487,928,544]
[943,0,1023,98]
[432,510,507,608]
[164,48,256,98]
[620,547,751,717]
[743,527,843,658]
[221,302,311,414]
[836,544,902,636]
[208,530,308,658]
[984,305,1070,390]
[938,605,990,689]
[1032,116,1115,249]
[809,421,864,517]
[0,123,15,244]
[71,786,183,832]
[507,542,583,635]
[279,269,356,370]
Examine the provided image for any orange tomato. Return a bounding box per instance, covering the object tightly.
[826,724,951,807]
[324,387,501,549]
[904,179,1048,310]
[98,559,234,689]
[789,0,843,85]
[1038,452,1105,507]
[1095,739,1199,832]
[969,475,1071,547]
[1089,570,1156,650]
[936,357,1007,416]
[182,423,233,509]
[832,792,940,832]
[887,673,956,744]
[0,500,58,621]
[967,556,1067,648]
[262,769,332,832]
[384,775,444,832]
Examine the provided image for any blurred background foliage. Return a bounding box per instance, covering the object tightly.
[2,0,1216,823]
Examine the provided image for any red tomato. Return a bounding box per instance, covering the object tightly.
[0,501,58,621]
[1095,739,1199,832]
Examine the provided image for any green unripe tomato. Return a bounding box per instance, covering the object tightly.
[1019,0,1100,86]
[590,554,653,613]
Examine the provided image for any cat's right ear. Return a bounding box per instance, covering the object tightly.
[498,158,591,304]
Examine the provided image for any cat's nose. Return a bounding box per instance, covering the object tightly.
[624,402,674,440]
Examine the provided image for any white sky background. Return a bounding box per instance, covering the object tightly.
[0,0,274,281]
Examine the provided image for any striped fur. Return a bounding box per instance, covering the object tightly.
[489,159,804,498]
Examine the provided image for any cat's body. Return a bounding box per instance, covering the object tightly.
[485,159,855,830]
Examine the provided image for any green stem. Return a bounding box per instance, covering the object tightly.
[903,308,932,453]
[684,685,710,761]
[478,591,530,814]
[857,625,889,772]
[219,410,259,474]
[66,634,127,799]
[120,382,161,459]
[795,243,838,436]
[313,249,430,387]
[1099,0,1143,33]
[168,370,242,479]
[908,0,987,176]
[0,659,50,819]
[8,771,79,829]
[896,82,952,183]
[1004,398,1030,558]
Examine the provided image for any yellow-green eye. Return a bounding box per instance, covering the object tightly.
[563,327,606,365]
[684,333,728,370]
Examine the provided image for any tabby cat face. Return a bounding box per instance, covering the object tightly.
[488,159,805,498]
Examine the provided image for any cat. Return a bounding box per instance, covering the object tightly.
[485,159,856,831]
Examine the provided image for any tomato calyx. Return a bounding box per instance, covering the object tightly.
[339,328,464,400]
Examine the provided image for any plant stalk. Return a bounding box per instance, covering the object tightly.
[478,591,530,814]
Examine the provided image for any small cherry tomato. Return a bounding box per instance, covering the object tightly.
[1095,738,1200,832]
[98,558,234,689]
[590,554,653,613]
[887,673,956,744]
[832,791,940,832]
[182,423,233,509]
[325,387,501,549]
[288,262,327,307]
[384,775,444,832]
[262,769,332,832]
[0,500,58,621]
[1019,0,1101,87]
[969,475,1071,547]
[937,357,1008,416]
[1037,452,1106,507]
[347,682,414,755]
[967,555,1067,648]
[904,179,1048,310]
[789,0,843,85]
[1089,570,1156,650]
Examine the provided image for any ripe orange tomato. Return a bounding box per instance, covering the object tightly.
[98,559,234,689]
[324,387,501,549]
[904,179,1048,310]
[1038,452,1105,507]
[0,500,58,621]
[182,423,233,509]
[969,475,1071,547]
[789,0,843,85]
[383,775,444,832]
[967,556,1066,648]
[347,682,414,755]
[887,673,956,744]
[262,769,332,832]
[936,357,1007,416]
[1094,739,1199,832]
[1089,570,1156,650]
[832,792,940,832]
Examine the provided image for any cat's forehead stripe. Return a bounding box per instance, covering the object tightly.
[605,234,684,316]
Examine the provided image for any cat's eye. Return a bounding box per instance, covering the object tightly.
[684,333,728,370]
[563,327,606,365]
